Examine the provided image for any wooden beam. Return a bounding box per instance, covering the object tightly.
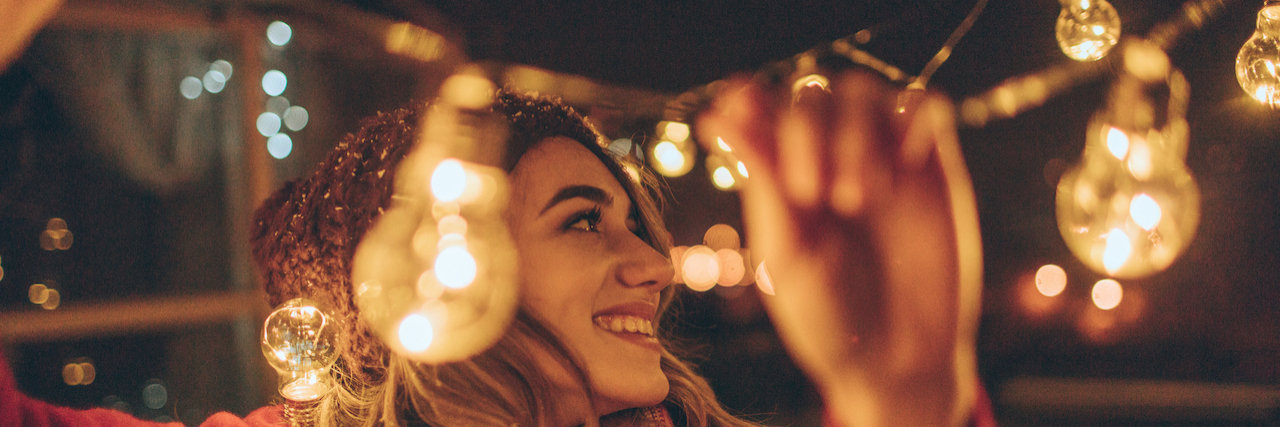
[0,292,269,343]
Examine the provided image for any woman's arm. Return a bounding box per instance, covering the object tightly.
[698,71,984,427]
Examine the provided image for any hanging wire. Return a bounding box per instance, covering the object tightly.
[914,0,991,89]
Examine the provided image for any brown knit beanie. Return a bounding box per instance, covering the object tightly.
[250,89,610,384]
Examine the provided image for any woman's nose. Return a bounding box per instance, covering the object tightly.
[616,234,674,292]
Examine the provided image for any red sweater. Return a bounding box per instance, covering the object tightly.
[0,350,282,427]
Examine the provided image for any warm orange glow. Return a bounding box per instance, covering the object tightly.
[682,246,719,291]
[1092,279,1123,310]
[62,363,83,386]
[41,289,60,310]
[1129,194,1162,231]
[1106,127,1129,160]
[716,137,733,152]
[663,122,690,143]
[714,249,745,286]
[437,215,468,236]
[28,284,48,304]
[653,141,687,175]
[736,161,749,178]
[1102,229,1131,273]
[703,224,741,251]
[431,159,467,202]
[399,314,433,352]
[435,247,477,289]
[712,167,736,189]
[755,261,775,296]
[1035,264,1068,297]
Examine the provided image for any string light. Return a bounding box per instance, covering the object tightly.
[1034,264,1068,297]
[353,72,517,364]
[1056,0,1122,61]
[1236,2,1280,106]
[267,134,293,159]
[262,70,288,96]
[267,21,293,47]
[1091,279,1124,309]
[260,298,340,402]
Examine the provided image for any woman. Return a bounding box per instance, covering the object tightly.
[0,75,986,426]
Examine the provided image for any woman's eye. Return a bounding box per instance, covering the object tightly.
[566,209,601,232]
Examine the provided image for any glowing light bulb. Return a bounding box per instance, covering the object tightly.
[261,298,340,401]
[1056,0,1121,61]
[1237,4,1280,107]
[1056,71,1199,279]
[352,71,517,365]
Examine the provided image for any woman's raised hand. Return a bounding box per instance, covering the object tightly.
[697,71,983,427]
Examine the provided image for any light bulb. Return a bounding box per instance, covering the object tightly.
[1056,0,1121,61]
[1055,71,1200,279]
[1236,4,1280,107]
[352,72,518,364]
[261,298,340,402]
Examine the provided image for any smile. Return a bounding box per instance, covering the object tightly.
[592,315,655,338]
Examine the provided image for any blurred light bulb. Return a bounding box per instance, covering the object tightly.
[267,21,293,46]
[1237,4,1280,107]
[712,166,735,189]
[1056,72,1199,279]
[662,121,690,143]
[352,71,517,365]
[1092,279,1123,310]
[261,299,339,402]
[1035,264,1068,297]
[1056,0,1121,61]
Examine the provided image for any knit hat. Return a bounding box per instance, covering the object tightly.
[250,90,609,384]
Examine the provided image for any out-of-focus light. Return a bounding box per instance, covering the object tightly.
[608,138,632,157]
[210,60,233,79]
[283,106,309,131]
[262,70,288,96]
[261,299,340,401]
[29,284,48,304]
[41,289,60,310]
[180,77,202,99]
[437,215,467,236]
[435,247,477,289]
[267,134,293,159]
[257,112,282,137]
[142,381,167,409]
[736,161,749,178]
[79,362,95,385]
[266,96,290,115]
[652,141,688,176]
[1129,193,1162,230]
[399,314,433,352]
[1035,264,1067,297]
[716,137,732,152]
[1092,279,1123,310]
[62,363,83,385]
[715,249,745,286]
[267,21,293,46]
[755,261,775,296]
[703,224,741,251]
[662,122,690,143]
[682,246,719,291]
[1056,0,1121,61]
[431,159,467,202]
[1106,127,1129,160]
[792,74,831,93]
[202,70,226,94]
[1102,229,1131,274]
[712,167,735,189]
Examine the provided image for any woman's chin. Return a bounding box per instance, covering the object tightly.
[594,378,669,416]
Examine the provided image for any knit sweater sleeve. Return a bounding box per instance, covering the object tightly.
[0,348,282,427]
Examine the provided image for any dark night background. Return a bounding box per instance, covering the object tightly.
[1,0,1277,425]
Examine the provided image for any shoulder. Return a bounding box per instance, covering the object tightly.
[198,406,284,427]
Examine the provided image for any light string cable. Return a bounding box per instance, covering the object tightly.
[960,0,1238,128]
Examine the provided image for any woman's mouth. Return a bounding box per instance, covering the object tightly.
[592,315,655,338]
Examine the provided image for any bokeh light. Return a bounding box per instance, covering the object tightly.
[653,141,687,176]
[267,134,293,159]
[262,70,288,96]
[1034,264,1068,297]
[62,363,83,386]
[682,247,719,291]
[283,106,309,131]
[1106,127,1129,160]
[257,112,282,137]
[267,21,293,46]
[437,215,468,236]
[202,70,226,94]
[266,96,290,115]
[41,289,60,310]
[663,121,690,143]
[755,261,775,296]
[435,247,477,289]
[431,159,467,202]
[736,161,749,178]
[1102,228,1132,273]
[399,314,433,352]
[712,166,735,189]
[608,138,632,157]
[716,137,733,152]
[142,380,167,409]
[1129,193,1162,230]
[703,224,741,250]
[1092,279,1123,310]
[210,60,233,79]
[179,77,202,100]
[715,249,745,286]
[29,284,48,304]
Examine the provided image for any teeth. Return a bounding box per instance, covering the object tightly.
[593,315,655,337]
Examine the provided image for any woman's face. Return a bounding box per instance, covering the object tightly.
[507,137,673,417]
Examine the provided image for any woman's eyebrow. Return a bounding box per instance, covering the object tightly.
[538,185,614,216]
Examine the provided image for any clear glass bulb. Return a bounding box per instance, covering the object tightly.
[1056,75,1200,279]
[1236,4,1280,107]
[261,298,340,401]
[1056,0,1121,61]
